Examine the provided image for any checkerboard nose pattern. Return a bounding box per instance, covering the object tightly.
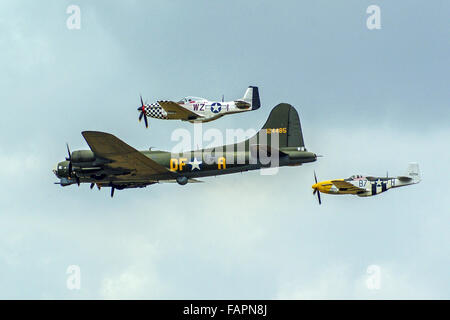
[144,103,167,119]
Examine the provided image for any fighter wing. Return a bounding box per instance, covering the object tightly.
[158,101,201,120]
[331,180,366,192]
[82,131,175,178]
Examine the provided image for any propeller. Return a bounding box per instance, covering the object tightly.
[313,171,322,205]
[65,143,80,186]
[137,95,149,128]
[65,143,72,173]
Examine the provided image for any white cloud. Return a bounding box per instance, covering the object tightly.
[276,262,439,299]
[100,238,168,299]
[276,263,355,299]
[0,151,42,179]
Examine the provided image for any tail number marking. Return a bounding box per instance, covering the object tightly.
[266,128,287,134]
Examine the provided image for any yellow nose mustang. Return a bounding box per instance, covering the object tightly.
[312,163,421,204]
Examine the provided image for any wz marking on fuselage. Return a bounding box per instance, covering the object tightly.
[193,104,206,111]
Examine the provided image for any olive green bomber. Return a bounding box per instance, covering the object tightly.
[53,103,318,196]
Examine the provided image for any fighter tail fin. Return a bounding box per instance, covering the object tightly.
[397,163,421,183]
[406,162,421,183]
[241,86,260,110]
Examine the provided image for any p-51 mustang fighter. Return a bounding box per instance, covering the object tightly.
[312,163,421,204]
[137,86,260,127]
[54,103,317,197]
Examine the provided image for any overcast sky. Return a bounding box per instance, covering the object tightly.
[0,0,449,299]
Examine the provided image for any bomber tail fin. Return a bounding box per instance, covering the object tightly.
[232,103,306,150]
[258,103,306,149]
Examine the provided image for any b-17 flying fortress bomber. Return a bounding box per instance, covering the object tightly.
[137,86,260,127]
[54,104,317,197]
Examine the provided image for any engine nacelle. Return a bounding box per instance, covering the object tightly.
[71,150,96,163]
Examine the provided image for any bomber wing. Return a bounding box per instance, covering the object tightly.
[158,101,201,120]
[331,180,366,192]
[81,131,175,179]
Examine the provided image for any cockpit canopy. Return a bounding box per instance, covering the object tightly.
[177,96,206,104]
[348,174,365,179]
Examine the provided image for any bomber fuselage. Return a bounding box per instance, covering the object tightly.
[54,148,317,188]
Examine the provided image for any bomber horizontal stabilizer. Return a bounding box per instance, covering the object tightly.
[249,144,289,159]
[159,178,203,184]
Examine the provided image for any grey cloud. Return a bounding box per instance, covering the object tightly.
[0,0,448,299]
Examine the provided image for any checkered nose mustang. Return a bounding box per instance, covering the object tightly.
[137,86,261,127]
[311,163,421,204]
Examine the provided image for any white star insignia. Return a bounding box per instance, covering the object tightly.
[189,157,202,171]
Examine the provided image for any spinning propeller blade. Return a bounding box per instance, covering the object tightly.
[65,143,79,186]
[313,171,322,205]
[65,143,73,174]
[137,95,149,128]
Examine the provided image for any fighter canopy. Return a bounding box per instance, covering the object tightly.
[177,96,206,104]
